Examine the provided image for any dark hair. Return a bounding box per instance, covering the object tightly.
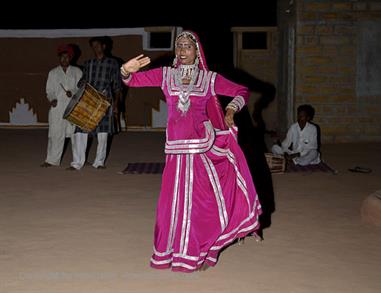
[297,104,315,120]
[89,36,106,46]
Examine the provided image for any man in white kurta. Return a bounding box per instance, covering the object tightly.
[272,105,320,166]
[41,45,82,167]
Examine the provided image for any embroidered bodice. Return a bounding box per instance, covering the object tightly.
[123,66,249,154]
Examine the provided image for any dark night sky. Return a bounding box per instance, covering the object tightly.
[2,2,276,29]
[0,0,277,29]
[2,2,277,69]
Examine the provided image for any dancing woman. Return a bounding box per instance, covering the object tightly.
[121,31,262,272]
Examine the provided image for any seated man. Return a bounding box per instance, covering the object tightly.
[272,104,320,166]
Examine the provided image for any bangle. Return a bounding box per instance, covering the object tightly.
[120,66,130,77]
[226,104,238,112]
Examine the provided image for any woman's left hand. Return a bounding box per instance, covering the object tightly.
[224,108,236,128]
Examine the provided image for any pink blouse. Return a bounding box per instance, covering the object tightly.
[123,67,249,154]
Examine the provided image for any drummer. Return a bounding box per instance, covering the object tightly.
[41,44,82,168]
[68,36,122,170]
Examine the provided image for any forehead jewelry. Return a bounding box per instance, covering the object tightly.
[176,32,197,45]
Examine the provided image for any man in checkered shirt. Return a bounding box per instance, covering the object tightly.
[69,36,122,170]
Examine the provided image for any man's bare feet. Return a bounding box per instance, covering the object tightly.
[94,165,106,169]
[66,166,78,171]
[40,162,53,168]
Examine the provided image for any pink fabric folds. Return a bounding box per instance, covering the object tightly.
[151,128,261,272]
[123,30,262,272]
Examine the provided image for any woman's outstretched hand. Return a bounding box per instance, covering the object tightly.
[121,54,151,75]
[224,108,236,128]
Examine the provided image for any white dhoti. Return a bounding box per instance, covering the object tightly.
[271,145,320,166]
[45,101,75,166]
[44,65,82,166]
[70,132,108,169]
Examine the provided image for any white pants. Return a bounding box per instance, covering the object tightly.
[71,132,108,169]
[272,145,321,166]
[45,135,71,166]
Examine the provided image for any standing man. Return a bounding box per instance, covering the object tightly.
[69,36,122,170]
[41,44,82,167]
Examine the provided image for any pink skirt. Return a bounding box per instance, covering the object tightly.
[150,129,262,272]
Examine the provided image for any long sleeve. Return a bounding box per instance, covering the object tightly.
[123,67,163,88]
[46,70,57,102]
[281,125,294,153]
[213,74,250,112]
[73,68,83,92]
[77,60,89,88]
[111,61,122,94]
[66,66,83,93]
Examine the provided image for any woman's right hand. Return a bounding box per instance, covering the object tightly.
[121,54,151,75]
[224,108,236,128]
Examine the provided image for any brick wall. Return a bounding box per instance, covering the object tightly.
[295,0,381,142]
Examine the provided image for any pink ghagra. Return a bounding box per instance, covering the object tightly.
[123,66,262,272]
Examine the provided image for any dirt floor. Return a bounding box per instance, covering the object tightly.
[1,129,380,293]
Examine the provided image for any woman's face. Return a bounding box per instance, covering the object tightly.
[175,36,197,65]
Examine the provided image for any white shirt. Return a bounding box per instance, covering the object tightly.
[281,122,319,157]
[46,65,82,137]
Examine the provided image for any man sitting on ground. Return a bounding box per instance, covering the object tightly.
[272,104,320,166]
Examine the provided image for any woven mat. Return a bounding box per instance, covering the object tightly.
[119,162,165,174]
[287,161,338,174]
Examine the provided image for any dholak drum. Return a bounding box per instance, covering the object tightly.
[63,83,111,132]
[265,153,286,174]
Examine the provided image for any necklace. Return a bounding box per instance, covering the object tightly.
[174,64,199,114]
[178,64,197,80]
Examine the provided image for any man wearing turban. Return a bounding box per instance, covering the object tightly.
[41,44,82,167]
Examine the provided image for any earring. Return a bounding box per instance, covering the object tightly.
[194,56,199,67]
[172,56,178,67]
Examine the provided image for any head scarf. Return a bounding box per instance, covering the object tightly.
[57,44,74,59]
[174,31,227,130]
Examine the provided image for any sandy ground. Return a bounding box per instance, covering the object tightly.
[0,129,380,293]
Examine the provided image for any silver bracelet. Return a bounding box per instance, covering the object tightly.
[226,104,238,112]
[120,66,130,78]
